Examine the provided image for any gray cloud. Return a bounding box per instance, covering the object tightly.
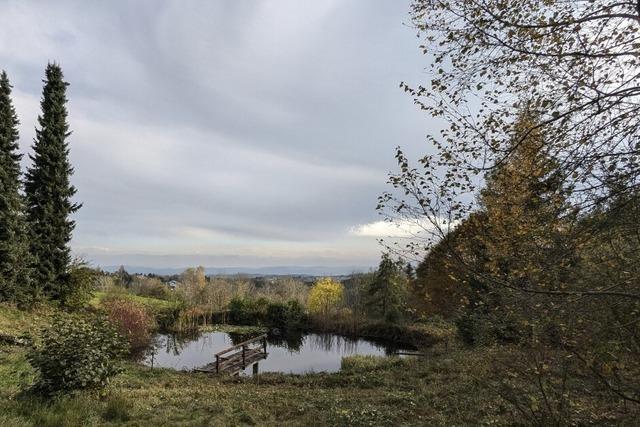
[0,0,436,270]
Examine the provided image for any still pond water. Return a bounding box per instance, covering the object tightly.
[142,331,411,375]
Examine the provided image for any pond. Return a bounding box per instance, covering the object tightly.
[142,331,413,375]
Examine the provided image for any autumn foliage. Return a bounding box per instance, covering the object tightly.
[103,298,154,355]
[308,278,344,319]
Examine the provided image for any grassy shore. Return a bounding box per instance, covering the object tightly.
[1,343,511,426]
[0,302,506,425]
[2,303,637,425]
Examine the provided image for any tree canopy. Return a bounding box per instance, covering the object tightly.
[25,63,80,301]
[0,71,32,305]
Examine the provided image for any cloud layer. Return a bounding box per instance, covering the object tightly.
[0,0,434,270]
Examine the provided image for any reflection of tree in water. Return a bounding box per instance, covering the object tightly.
[142,330,416,369]
[145,332,203,359]
[364,337,415,355]
[309,334,356,353]
[307,333,415,355]
[227,331,306,353]
[228,332,261,346]
[267,331,305,353]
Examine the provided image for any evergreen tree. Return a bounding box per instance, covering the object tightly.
[0,71,31,304]
[367,253,407,321]
[478,110,572,291]
[25,64,80,301]
[456,109,574,344]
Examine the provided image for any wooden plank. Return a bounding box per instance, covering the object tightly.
[214,334,267,357]
[195,349,267,374]
[217,349,264,369]
[195,334,268,375]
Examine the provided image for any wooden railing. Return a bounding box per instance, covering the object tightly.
[214,334,267,374]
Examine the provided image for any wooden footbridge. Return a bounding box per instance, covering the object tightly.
[195,334,268,375]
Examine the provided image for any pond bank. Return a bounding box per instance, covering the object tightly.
[142,330,415,374]
[310,318,451,348]
[3,303,636,425]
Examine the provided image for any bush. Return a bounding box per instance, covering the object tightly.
[308,278,343,318]
[284,300,307,329]
[455,309,523,346]
[27,314,127,394]
[265,300,308,329]
[265,302,287,328]
[59,261,97,310]
[130,276,171,300]
[103,298,154,356]
[228,297,269,325]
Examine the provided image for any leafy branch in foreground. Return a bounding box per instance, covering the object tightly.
[380,2,640,417]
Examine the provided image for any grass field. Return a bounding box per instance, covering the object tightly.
[1,344,509,426]
[0,303,509,426]
[89,291,180,313]
[2,303,637,425]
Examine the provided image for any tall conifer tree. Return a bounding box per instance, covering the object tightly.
[367,253,407,321]
[25,64,80,300]
[0,71,31,304]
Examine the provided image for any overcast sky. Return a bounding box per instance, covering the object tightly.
[0,0,436,271]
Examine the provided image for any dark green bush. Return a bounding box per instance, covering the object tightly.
[265,300,307,329]
[230,297,308,329]
[228,297,269,325]
[455,311,482,345]
[455,309,523,346]
[58,261,97,310]
[284,300,308,329]
[265,302,287,327]
[27,314,127,395]
[229,297,252,324]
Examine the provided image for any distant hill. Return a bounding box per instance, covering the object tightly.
[99,265,372,277]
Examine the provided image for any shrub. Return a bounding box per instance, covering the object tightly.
[228,297,269,325]
[27,314,127,394]
[58,261,97,310]
[265,300,308,329]
[308,278,343,318]
[265,302,287,328]
[455,309,523,346]
[103,298,154,356]
[229,297,251,324]
[130,276,171,300]
[284,300,307,329]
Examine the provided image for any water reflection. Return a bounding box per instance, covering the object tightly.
[265,331,305,353]
[142,330,412,374]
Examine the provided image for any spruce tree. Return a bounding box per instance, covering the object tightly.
[25,64,80,300]
[367,253,407,321]
[0,71,31,304]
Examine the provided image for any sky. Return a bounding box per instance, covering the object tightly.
[0,0,436,271]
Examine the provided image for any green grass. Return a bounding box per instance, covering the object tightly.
[0,303,506,425]
[0,304,52,338]
[0,347,511,426]
[2,303,638,425]
[89,291,179,313]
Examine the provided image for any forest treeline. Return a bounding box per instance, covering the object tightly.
[0,64,85,308]
[96,255,421,339]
